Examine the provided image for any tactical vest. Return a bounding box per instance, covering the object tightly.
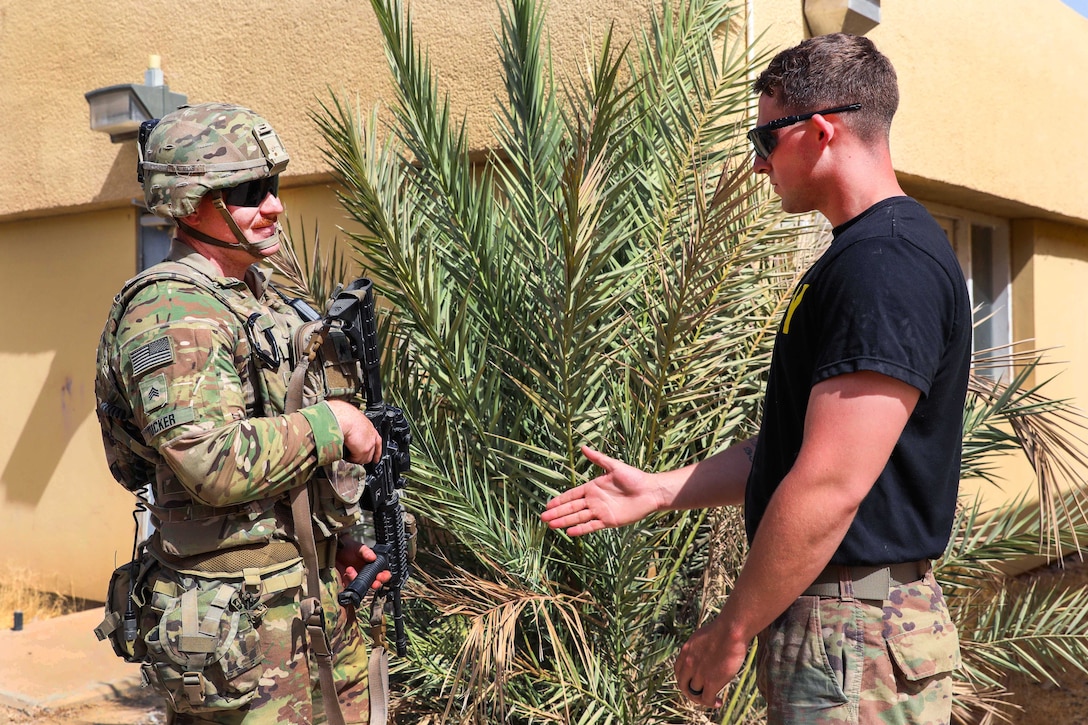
[96,260,366,563]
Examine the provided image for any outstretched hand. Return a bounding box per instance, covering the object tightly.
[540,445,663,536]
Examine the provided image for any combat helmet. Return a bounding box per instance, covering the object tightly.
[138,102,289,253]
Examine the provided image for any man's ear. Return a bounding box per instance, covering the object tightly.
[811,113,836,149]
[178,195,212,228]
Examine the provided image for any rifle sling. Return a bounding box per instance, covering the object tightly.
[284,288,392,724]
[290,470,346,725]
[286,353,346,725]
[369,646,389,725]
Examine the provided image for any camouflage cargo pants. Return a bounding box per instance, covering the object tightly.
[159,567,373,725]
[755,569,959,725]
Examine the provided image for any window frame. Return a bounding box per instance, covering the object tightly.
[926,202,1013,382]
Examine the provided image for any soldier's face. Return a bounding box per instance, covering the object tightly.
[228,192,284,253]
[184,191,284,256]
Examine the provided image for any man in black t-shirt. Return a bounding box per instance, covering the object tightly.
[542,33,970,724]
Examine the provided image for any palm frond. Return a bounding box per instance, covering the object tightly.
[267,218,353,311]
[303,0,1088,721]
[961,349,1088,557]
[956,580,1088,688]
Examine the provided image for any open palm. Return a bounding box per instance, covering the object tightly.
[542,446,663,536]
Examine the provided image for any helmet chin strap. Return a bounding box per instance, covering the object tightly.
[177,191,281,255]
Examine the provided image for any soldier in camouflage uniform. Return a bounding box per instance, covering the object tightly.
[543,34,969,724]
[94,102,390,724]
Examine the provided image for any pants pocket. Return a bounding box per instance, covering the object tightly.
[757,596,850,718]
[884,573,960,682]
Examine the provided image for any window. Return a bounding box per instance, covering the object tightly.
[929,204,1012,382]
[138,213,173,271]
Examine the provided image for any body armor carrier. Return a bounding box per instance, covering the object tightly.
[95,260,367,558]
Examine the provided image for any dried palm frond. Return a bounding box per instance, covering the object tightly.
[951,678,1019,725]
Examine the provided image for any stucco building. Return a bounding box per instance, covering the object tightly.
[2,0,1087,599]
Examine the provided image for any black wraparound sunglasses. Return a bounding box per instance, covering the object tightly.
[222,174,281,207]
[747,103,862,159]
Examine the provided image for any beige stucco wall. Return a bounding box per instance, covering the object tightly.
[0,0,645,220]
[1015,220,1088,404]
[6,0,1086,224]
[887,2,1088,225]
[2,0,1088,599]
[0,208,138,597]
[749,0,1088,226]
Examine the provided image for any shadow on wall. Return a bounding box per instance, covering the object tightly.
[0,203,137,506]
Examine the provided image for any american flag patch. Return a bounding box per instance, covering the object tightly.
[131,337,174,377]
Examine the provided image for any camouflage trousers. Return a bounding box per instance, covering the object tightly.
[143,563,373,725]
[755,570,959,725]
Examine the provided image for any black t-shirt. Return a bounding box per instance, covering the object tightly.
[744,197,972,565]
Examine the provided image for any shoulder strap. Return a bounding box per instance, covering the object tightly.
[284,388,347,725]
[111,262,248,328]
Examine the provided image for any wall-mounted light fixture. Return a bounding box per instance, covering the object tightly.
[85,56,187,142]
[804,0,881,37]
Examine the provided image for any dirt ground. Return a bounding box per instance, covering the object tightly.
[0,688,163,725]
[3,560,1085,725]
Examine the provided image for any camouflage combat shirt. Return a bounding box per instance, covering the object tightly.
[97,240,345,559]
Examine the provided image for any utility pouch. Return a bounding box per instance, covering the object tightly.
[291,320,363,403]
[96,398,157,493]
[140,557,303,713]
[94,552,153,662]
[312,459,368,538]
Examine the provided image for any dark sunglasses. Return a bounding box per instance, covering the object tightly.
[222,175,280,207]
[747,103,862,159]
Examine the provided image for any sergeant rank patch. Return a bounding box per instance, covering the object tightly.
[131,336,174,377]
[140,373,169,412]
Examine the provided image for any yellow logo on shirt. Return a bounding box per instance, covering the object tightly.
[782,284,809,334]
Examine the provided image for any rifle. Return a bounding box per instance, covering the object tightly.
[320,279,414,657]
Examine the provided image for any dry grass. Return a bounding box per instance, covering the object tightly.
[0,564,93,629]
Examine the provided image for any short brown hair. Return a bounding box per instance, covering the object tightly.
[752,33,898,141]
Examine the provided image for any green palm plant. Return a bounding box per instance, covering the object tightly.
[943,359,1088,723]
[273,217,354,311]
[270,0,1088,722]
[303,0,795,721]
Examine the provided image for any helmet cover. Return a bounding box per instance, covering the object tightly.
[140,102,289,218]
